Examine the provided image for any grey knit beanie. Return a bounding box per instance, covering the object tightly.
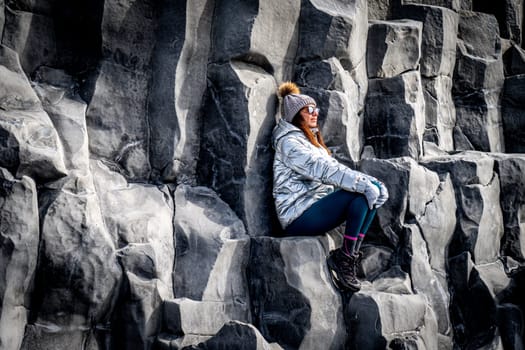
[278,82,316,123]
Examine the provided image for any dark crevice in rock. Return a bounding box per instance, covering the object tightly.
[231,53,274,75]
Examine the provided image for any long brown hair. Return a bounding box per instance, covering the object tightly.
[292,113,331,155]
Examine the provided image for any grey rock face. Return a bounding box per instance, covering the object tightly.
[172,184,251,338]
[0,0,4,38]
[21,326,102,350]
[503,43,525,76]
[248,236,346,350]
[0,45,67,181]
[502,75,525,153]
[367,20,422,79]
[297,0,368,70]
[473,0,523,44]
[365,71,426,159]
[33,67,90,175]
[86,61,151,179]
[346,290,438,349]
[359,157,455,256]
[198,62,278,236]
[85,0,158,180]
[1,7,56,75]
[395,5,459,151]
[448,252,513,349]
[33,176,121,340]
[112,244,170,350]
[0,169,38,350]
[396,4,459,78]
[297,0,369,108]
[92,161,175,291]
[212,0,300,80]
[421,76,456,150]
[403,0,472,11]
[404,224,452,336]
[148,0,212,183]
[183,321,284,350]
[453,11,505,152]
[368,0,397,20]
[492,154,525,261]
[421,152,504,264]
[1,1,524,349]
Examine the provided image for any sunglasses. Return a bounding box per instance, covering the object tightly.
[305,106,320,115]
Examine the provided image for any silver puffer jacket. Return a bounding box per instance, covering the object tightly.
[272,118,372,229]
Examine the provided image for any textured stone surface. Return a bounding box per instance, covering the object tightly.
[198,62,278,236]
[1,6,56,75]
[503,43,525,76]
[403,0,472,10]
[297,0,369,108]
[148,0,212,183]
[211,0,300,80]
[85,61,151,179]
[92,160,175,290]
[0,169,38,350]
[421,152,504,264]
[492,154,525,261]
[0,0,4,38]
[453,10,505,152]
[396,4,459,78]
[368,0,397,20]
[83,0,158,180]
[448,252,512,349]
[183,321,284,350]
[365,71,426,159]
[394,5,459,151]
[404,224,452,336]
[21,326,102,350]
[33,67,90,175]
[112,244,170,350]
[367,20,422,79]
[0,1,524,349]
[346,291,438,349]
[359,157,456,257]
[421,76,456,151]
[172,184,251,327]
[502,75,525,153]
[0,45,67,181]
[473,0,523,44]
[249,236,346,350]
[30,175,121,343]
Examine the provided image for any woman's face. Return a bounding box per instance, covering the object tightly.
[299,104,319,128]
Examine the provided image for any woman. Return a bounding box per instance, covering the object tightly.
[272,82,388,292]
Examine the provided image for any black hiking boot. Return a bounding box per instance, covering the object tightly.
[326,248,361,292]
[353,251,364,278]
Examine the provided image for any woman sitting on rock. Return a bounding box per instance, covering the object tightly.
[272,82,389,292]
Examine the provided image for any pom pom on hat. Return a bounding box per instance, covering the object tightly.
[278,81,301,97]
[278,82,316,123]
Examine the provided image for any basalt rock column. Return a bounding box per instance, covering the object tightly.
[365,20,426,159]
[395,5,459,151]
[452,11,505,152]
[295,0,369,162]
[0,170,38,350]
[85,0,157,180]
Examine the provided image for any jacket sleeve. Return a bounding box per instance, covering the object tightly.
[278,135,371,194]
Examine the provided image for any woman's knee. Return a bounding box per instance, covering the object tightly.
[349,192,369,211]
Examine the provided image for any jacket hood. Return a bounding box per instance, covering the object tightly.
[272,118,303,149]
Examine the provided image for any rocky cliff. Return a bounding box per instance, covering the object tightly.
[1,0,524,349]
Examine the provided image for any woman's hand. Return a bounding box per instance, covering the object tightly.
[372,180,389,208]
[363,180,380,209]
